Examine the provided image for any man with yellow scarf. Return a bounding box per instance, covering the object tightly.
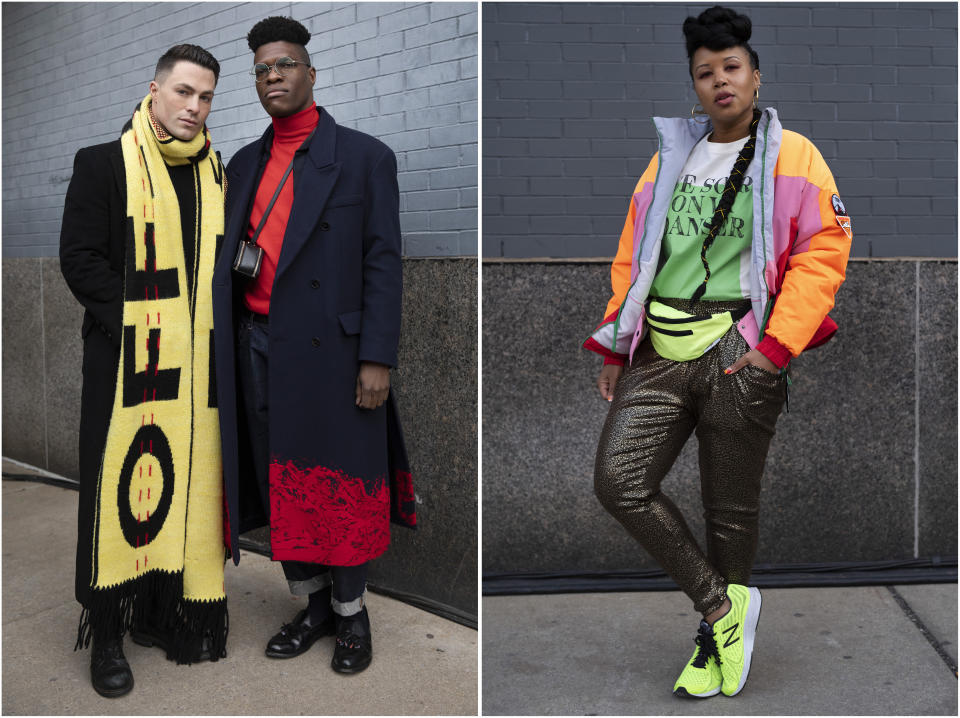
[60,44,227,698]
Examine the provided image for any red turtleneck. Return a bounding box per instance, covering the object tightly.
[243,102,319,314]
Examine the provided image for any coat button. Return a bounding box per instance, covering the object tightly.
[319,221,330,231]
[312,337,321,347]
[311,279,320,289]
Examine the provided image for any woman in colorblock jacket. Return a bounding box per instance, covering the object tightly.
[585,6,851,699]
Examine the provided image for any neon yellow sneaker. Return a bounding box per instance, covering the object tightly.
[673,620,722,698]
[713,583,762,696]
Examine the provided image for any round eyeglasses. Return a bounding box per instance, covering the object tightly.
[250,57,310,82]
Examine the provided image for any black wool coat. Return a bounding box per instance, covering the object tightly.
[60,141,127,604]
[213,107,416,568]
[60,140,220,603]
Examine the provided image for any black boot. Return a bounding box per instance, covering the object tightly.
[90,636,133,698]
[130,618,215,663]
[331,606,372,674]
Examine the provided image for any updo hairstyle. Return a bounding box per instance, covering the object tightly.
[682,6,759,76]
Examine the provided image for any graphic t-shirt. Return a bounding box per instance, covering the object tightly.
[649,134,754,300]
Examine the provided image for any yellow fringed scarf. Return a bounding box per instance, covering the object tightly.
[80,94,226,660]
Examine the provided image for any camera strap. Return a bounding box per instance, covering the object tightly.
[248,127,317,247]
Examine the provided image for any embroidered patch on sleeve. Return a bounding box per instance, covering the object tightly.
[831,194,846,216]
[831,194,851,238]
[836,215,852,239]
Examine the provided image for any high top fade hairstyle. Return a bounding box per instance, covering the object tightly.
[247,16,312,65]
[155,44,221,83]
[682,5,759,78]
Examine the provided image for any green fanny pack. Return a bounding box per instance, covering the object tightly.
[646,300,750,362]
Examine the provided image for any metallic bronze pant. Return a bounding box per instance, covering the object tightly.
[595,303,786,616]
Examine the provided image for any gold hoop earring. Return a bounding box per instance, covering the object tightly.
[691,103,708,122]
[754,87,760,110]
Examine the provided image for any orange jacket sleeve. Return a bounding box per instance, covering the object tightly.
[602,153,659,320]
[764,139,851,358]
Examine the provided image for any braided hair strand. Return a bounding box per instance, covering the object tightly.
[690,108,762,302]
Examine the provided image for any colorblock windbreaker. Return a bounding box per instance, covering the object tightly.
[584,107,852,368]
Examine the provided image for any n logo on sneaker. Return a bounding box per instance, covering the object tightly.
[722,623,740,648]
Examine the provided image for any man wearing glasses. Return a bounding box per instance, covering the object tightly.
[60,44,227,697]
[212,16,416,675]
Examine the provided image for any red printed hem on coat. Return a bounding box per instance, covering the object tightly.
[269,459,390,566]
[391,469,416,527]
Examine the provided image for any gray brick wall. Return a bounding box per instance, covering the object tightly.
[483,2,958,258]
[2,2,477,258]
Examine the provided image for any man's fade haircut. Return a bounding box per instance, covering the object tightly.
[682,5,759,77]
[247,16,312,65]
[155,44,221,84]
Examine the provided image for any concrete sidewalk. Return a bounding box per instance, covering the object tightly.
[483,586,957,715]
[2,467,477,715]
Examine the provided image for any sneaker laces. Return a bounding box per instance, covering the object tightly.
[691,625,721,668]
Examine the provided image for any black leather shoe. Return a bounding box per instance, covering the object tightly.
[331,609,372,674]
[90,637,134,698]
[265,609,335,659]
[130,621,215,663]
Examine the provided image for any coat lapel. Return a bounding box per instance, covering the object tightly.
[275,108,341,282]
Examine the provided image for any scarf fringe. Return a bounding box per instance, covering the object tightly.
[75,570,228,664]
[173,596,229,665]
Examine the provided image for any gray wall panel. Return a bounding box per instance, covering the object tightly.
[917,261,959,556]
[482,260,958,574]
[2,255,477,617]
[39,261,83,478]
[1,258,46,468]
[371,258,478,613]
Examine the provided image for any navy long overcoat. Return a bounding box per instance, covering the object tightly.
[212,108,415,567]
